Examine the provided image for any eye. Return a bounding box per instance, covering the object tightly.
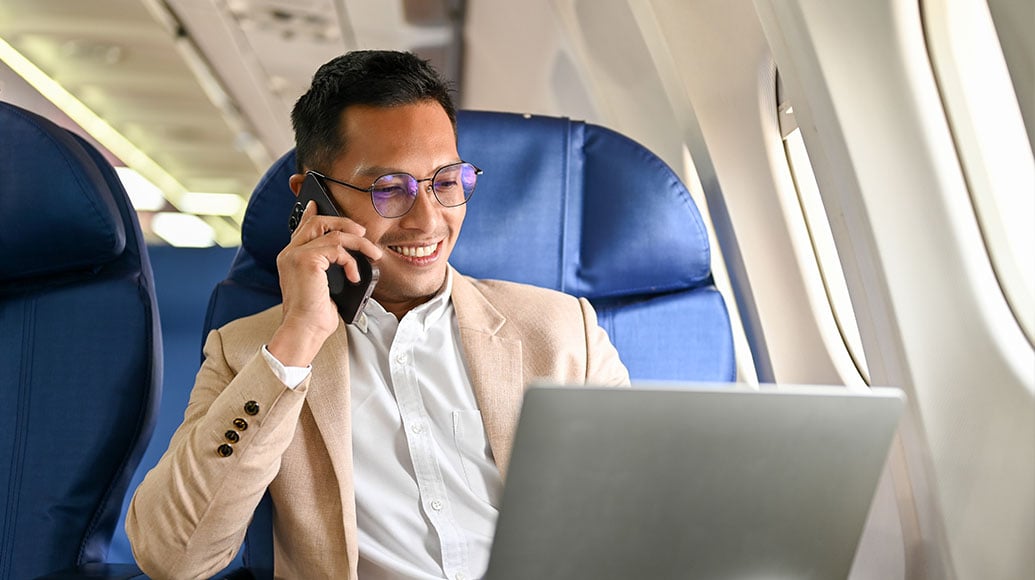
[372,185,406,196]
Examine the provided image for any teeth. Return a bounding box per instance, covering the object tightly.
[392,242,438,258]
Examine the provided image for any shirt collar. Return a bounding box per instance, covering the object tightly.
[355,269,453,334]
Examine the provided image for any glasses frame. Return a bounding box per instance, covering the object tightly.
[308,161,483,219]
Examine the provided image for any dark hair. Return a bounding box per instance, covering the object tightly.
[291,50,457,174]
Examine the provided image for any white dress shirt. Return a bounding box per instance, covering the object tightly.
[264,270,503,580]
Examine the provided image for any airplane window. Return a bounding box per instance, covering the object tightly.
[985,0,1034,157]
[923,0,1035,345]
[776,78,871,384]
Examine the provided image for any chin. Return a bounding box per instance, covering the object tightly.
[379,272,447,302]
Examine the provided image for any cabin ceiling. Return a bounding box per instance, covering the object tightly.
[0,0,463,244]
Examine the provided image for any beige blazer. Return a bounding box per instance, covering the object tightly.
[127,270,630,579]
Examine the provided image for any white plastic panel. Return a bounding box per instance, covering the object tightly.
[754,0,1035,577]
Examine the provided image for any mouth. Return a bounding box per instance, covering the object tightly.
[387,241,442,264]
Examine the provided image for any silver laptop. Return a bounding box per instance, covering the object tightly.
[484,384,905,580]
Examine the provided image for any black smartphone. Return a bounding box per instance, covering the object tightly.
[288,172,379,325]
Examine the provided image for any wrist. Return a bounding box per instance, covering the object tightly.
[268,318,335,367]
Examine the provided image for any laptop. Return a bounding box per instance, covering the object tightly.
[484,383,905,580]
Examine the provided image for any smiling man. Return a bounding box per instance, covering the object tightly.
[127,51,629,580]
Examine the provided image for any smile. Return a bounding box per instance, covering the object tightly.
[388,241,440,259]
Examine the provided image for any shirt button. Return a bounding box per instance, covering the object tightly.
[395,353,407,364]
[430,499,443,511]
[411,423,425,434]
[455,574,466,580]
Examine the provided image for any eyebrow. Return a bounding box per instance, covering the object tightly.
[353,160,463,180]
[353,166,398,179]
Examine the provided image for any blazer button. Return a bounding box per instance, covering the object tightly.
[233,418,249,431]
[225,430,240,443]
[244,401,260,416]
[217,444,234,458]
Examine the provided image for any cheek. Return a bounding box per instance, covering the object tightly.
[367,225,391,246]
[343,208,391,244]
[448,208,466,238]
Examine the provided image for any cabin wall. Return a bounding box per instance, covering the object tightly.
[756,0,1034,577]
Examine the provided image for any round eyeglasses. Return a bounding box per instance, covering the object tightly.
[308,162,482,219]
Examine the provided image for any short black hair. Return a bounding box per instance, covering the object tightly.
[291,50,457,174]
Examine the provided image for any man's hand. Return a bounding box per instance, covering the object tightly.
[267,201,383,366]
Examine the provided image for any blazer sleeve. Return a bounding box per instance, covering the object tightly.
[125,327,310,580]
[578,297,631,387]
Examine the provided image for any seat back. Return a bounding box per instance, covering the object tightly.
[0,102,162,578]
[451,111,733,380]
[202,110,734,576]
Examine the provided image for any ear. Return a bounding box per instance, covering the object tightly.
[289,173,306,197]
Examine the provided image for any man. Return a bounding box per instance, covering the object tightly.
[127,50,629,580]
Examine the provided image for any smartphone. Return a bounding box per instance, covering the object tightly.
[288,172,379,325]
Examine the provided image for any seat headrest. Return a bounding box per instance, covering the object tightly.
[239,148,297,276]
[236,110,711,299]
[0,103,126,281]
[452,111,710,298]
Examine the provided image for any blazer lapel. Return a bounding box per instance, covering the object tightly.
[304,321,360,570]
[451,269,525,478]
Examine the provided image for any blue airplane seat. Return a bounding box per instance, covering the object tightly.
[199,110,734,577]
[0,102,161,579]
[450,111,733,381]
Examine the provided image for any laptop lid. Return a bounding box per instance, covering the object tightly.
[485,384,905,580]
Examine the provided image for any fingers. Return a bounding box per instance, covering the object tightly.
[280,202,382,284]
[289,202,382,260]
[305,234,381,283]
[339,248,363,284]
[303,230,382,262]
[290,200,367,244]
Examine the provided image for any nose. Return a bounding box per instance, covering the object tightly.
[398,181,441,231]
[415,177,434,194]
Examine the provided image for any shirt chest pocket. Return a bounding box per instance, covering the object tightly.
[451,410,503,508]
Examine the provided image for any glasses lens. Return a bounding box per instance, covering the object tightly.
[432,163,478,207]
[371,174,417,218]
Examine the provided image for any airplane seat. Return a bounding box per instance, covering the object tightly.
[208,110,735,379]
[200,109,734,577]
[450,111,734,381]
[0,102,161,579]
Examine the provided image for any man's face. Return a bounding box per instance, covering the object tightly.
[323,101,464,314]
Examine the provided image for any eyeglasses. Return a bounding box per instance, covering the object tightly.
[309,161,482,219]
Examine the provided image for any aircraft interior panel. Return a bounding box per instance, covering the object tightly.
[0,0,1031,578]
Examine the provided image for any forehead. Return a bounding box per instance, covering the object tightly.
[336,101,457,165]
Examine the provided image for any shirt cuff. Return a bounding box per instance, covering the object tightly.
[261,344,312,389]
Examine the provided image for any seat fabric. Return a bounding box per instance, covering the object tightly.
[0,102,161,580]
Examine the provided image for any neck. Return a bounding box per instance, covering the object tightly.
[373,272,450,320]
[377,296,433,320]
